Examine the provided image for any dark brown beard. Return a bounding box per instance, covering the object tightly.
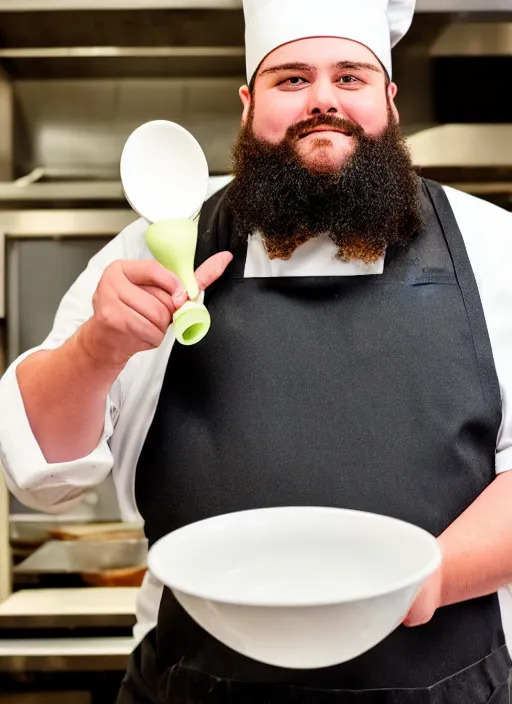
[224,110,423,263]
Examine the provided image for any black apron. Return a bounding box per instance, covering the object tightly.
[118,179,511,703]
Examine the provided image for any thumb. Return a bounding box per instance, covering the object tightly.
[195,251,233,291]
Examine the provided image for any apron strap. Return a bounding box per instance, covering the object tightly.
[422,179,502,424]
[195,185,232,268]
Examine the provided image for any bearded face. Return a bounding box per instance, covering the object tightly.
[224,106,423,263]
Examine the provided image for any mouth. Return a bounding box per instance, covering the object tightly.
[299,127,352,139]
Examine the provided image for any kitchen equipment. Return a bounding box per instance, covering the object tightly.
[48,521,144,541]
[80,566,147,587]
[120,120,208,224]
[13,539,147,577]
[120,119,211,346]
[148,506,442,670]
[0,586,138,630]
[0,587,137,702]
[9,519,92,549]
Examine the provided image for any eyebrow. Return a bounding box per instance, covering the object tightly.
[336,61,383,74]
[258,60,383,76]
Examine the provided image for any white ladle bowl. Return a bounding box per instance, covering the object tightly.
[120,120,212,346]
[148,506,442,670]
[120,119,209,223]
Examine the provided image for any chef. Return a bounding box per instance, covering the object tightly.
[1,0,512,701]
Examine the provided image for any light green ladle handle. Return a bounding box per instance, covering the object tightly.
[144,218,211,346]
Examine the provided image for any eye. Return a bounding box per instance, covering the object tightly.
[339,75,360,85]
[279,76,309,87]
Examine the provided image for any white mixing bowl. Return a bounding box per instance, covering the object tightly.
[148,506,441,669]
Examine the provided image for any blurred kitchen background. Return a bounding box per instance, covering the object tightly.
[0,0,511,701]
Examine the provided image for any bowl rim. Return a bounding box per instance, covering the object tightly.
[147,506,443,608]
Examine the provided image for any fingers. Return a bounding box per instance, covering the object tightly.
[117,282,173,334]
[120,260,187,308]
[117,300,167,349]
[195,252,234,292]
[116,252,233,316]
[139,285,177,312]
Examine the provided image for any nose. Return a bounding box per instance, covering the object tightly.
[306,77,340,116]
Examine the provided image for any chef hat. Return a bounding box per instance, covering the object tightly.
[243,0,416,83]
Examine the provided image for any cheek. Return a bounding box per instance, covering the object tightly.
[342,93,389,137]
[251,93,305,144]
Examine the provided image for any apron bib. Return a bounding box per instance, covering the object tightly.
[119,179,511,703]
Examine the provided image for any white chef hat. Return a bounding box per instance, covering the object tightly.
[243,0,416,83]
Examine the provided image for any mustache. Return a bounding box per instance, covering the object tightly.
[285,114,365,142]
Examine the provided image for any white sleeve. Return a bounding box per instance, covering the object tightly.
[0,217,149,513]
[444,187,512,474]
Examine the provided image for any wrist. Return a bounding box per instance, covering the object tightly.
[436,535,449,608]
[73,319,127,383]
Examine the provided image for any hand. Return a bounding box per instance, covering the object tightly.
[403,561,444,628]
[78,253,233,369]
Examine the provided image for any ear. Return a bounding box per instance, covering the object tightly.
[239,85,252,125]
[387,82,400,123]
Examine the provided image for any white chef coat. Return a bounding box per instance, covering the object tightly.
[1,184,512,647]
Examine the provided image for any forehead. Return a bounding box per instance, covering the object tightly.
[257,36,383,74]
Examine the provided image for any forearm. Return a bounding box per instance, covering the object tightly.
[438,471,512,607]
[16,320,124,464]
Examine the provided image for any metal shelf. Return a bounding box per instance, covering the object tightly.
[0,0,508,11]
[0,588,138,630]
[0,1,241,9]
[0,637,135,672]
